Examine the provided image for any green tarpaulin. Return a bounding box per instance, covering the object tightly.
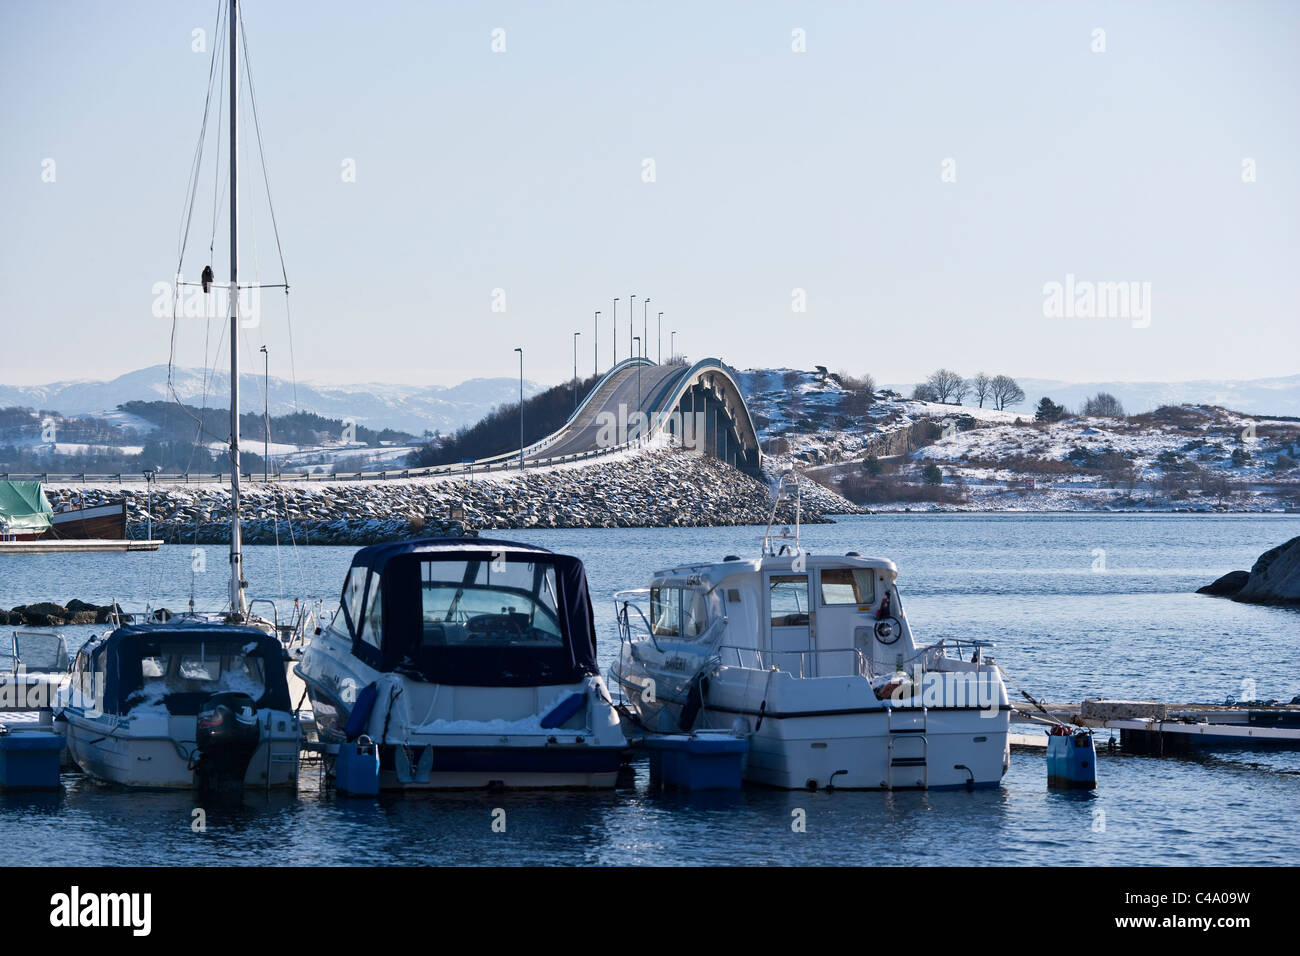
[0,480,53,535]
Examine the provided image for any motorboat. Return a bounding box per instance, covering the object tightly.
[295,537,626,789]
[609,472,1010,790]
[1,628,71,715]
[60,621,300,791]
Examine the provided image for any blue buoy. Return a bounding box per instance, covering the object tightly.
[1047,728,1097,790]
[336,734,380,796]
[0,726,65,790]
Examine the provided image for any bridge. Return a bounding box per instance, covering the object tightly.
[517,357,762,475]
[22,358,764,485]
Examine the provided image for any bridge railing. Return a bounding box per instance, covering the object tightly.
[11,433,654,487]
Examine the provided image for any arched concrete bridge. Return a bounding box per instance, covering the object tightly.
[517,357,763,476]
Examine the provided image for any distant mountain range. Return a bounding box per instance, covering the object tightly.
[0,365,543,436]
[881,373,1300,418]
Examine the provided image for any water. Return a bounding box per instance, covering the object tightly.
[3,514,1298,865]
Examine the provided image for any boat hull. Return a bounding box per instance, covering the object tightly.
[614,657,1010,790]
[61,709,300,790]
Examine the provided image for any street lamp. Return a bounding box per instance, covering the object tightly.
[633,336,641,439]
[671,330,677,360]
[593,310,600,377]
[259,345,269,481]
[572,331,581,411]
[657,312,663,364]
[629,294,636,362]
[642,297,650,362]
[612,298,618,370]
[514,347,524,470]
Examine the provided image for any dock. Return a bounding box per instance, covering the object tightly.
[1011,698,1300,754]
[0,539,162,554]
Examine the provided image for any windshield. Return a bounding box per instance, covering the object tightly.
[3,631,68,673]
[420,558,564,648]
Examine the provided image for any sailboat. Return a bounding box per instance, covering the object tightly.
[59,0,302,791]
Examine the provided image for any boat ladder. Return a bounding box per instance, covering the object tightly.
[886,705,928,789]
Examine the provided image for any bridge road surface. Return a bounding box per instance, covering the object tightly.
[527,362,690,461]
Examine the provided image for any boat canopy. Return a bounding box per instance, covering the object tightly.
[73,622,291,717]
[0,480,53,535]
[336,537,600,687]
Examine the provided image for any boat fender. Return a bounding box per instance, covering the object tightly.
[679,676,709,731]
[343,682,378,741]
[540,692,587,729]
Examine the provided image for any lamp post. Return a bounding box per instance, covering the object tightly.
[593,310,600,377]
[514,347,524,470]
[612,298,618,370]
[642,297,650,363]
[633,336,641,440]
[629,294,636,361]
[657,312,663,364]
[572,331,581,411]
[259,344,269,481]
[143,469,154,541]
[671,330,677,360]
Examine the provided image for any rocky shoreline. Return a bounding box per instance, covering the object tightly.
[45,450,860,546]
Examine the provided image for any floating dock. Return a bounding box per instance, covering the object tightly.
[0,538,162,554]
[1012,698,1300,753]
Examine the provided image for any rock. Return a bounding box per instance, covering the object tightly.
[1232,536,1300,606]
[1196,570,1250,598]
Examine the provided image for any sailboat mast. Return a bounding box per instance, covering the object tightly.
[228,0,246,616]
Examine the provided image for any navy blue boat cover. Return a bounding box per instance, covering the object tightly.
[81,621,292,716]
[341,537,600,687]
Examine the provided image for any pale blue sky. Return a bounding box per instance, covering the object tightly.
[2,1,1297,395]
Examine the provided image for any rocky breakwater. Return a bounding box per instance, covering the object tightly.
[46,450,830,546]
[1197,535,1300,606]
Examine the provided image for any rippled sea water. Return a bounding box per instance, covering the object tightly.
[3,514,1297,865]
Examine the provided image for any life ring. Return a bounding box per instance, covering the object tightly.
[874,618,901,645]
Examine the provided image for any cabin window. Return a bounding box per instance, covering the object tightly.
[819,568,876,606]
[683,590,711,637]
[339,566,367,636]
[418,558,564,648]
[359,580,382,650]
[650,587,681,636]
[769,575,810,627]
[128,642,267,711]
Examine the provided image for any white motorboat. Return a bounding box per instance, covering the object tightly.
[610,473,1010,790]
[296,538,626,790]
[60,621,300,791]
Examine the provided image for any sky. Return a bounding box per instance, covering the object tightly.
[1,0,1297,394]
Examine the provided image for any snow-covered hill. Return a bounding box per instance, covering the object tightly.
[879,373,1300,417]
[738,368,1300,512]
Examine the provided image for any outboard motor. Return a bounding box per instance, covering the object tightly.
[194,692,261,797]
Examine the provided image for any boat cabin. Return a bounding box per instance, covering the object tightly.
[646,553,909,678]
[327,538,600,688]
[69,622,291,718]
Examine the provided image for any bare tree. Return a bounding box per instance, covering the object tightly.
[972,372,992,408]
[912,382,939,402]
[926,368,966,404]
[1082,392,1126,418]
[990,375,1026,411]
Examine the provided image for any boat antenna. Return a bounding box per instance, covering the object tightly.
[762,470,802,556]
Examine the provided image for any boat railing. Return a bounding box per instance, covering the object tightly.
[714,643,873,680]
[613,589,660,652]
[924,637,996,666]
